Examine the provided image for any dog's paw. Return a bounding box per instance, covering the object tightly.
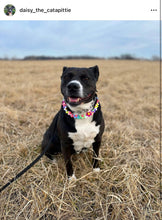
[51,158,57,164]
[68,174,77,182]
[93,168,100,172]
[47,158,57,165]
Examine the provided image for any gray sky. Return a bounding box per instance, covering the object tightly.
[0,20,159,59]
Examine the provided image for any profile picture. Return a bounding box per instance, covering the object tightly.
[4,4,16,16]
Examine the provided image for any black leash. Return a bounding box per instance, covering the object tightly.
[0,144,50,193]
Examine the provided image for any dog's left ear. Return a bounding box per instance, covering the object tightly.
[89,65,99,81]
[63,66,68,72]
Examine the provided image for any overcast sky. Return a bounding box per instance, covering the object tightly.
[0,20,159,59]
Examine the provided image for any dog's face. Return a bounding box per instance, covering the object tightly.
[61,66,99,106]
[6,6,14,15]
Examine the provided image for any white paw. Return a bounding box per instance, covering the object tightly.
[51,158,57,164]
[68,174,77,182]
[93,168,100,172]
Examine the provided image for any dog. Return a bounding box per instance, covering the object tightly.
[5,5,15,16]
[41,65,105,180]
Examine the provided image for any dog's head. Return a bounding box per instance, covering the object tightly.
[6,5,15,15]
[61,66,99,106]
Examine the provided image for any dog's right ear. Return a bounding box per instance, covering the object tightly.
[63,67,67,72]
[61,67,68,79]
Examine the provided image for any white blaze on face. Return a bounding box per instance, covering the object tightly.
[67,80,84,97]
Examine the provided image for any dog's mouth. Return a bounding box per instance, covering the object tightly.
[67,93,95,106]
[67,96,86,106]
[68,97,81,104]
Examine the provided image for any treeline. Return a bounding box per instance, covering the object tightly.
[109,54,160,61]
[23,55,104,60]
[0,54,160,61]
[109,54,138,60]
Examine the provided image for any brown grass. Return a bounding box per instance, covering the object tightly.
[0,60,161,219]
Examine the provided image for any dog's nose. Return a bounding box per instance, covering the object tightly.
[67,83,80,91]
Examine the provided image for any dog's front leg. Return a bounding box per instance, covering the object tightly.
[61,142,75,179]
[92,139,101,172]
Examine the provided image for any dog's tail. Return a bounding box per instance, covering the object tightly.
[0,143,50,193]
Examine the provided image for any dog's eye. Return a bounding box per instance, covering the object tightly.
[81,75,89,81]
[64,73,73,81]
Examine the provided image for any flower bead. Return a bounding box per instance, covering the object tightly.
[86,112,92,117]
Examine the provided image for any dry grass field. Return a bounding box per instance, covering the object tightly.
[0,60,160,219]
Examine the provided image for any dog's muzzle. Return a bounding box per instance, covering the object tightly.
[67,82,80,94]
[65,80,96,106]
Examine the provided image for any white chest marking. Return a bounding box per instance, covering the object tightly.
[68,117,100,154]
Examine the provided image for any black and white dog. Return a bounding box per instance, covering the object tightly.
[41,66,105,180]
[5,5,15,16]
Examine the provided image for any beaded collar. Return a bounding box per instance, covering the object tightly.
[62,97,99,119]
